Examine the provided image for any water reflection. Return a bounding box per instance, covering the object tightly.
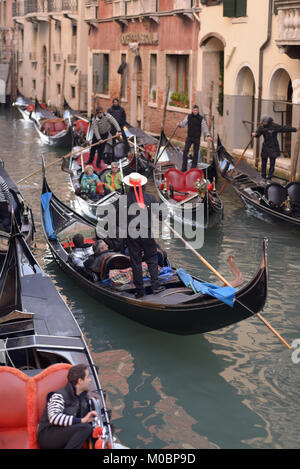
[1,107,300,449]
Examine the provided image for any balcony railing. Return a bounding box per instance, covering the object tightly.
[275,1,300,58]
[29,51,37,61]
[67,53,77,64]
[23,0,78,14]
[53,52,63,62]
[113,0,159,17]
[12,2,25,16]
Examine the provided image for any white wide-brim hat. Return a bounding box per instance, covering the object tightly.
[123,172,148,187]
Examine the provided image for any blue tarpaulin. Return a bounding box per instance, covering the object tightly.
[177,268,237,307]
[41,192,57,240]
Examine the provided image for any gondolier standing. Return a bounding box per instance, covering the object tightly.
[121,172,164,299]
[0,174,11,232]
[107,98,130,155]
[252,115,297,183]
[87,106,122,168]
[179,105,213,172]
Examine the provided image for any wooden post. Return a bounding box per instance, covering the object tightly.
[78,70,81,112]
[290,122,300,182]
[60,59,66,117]
[206,81,214,164]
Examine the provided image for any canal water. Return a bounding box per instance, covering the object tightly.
[2,107,300,449]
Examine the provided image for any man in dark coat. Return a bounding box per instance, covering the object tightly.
[38,364,98,449]
[120,172,164,299]
[107,98,130,155]
[252,115,297,182]
[179,104,213,172]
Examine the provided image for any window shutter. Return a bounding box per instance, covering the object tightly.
[235,0,247,17]
[223,0,236,17]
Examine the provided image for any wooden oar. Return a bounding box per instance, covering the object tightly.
[165,221,291,349]
[218,137,253,195]
[17,135,116,184]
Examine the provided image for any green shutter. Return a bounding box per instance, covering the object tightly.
[223,0,236,17]
[235,0,247,17]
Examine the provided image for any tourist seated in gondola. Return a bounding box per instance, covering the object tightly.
[68,234,94,272]
[104,162,123,192]
[80,165,110,201]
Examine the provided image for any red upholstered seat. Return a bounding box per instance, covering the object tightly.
[164,168,186,192]
[81,151,107,171]
[54,121,67,132]
[164,168,203,193]
[0,364,71,449]
[76,120,89,135]
[184,168,204,191]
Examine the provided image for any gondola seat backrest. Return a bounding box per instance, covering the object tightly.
[100,253,131,281]
[75,120,89,136]
[286,182,300,209]
[184,169,204,191]
[0,363,71,449]
[265,183,288,208]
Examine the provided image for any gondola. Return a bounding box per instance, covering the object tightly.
[41,172,268,336]
[32,100,73,148]
[216,137,300,227]
[0,162,34,245]
[62,125,157,224]
[12,94,47,122]
[0,215,120,449]
[153,131,224,228]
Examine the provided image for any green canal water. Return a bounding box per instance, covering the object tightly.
[2,107,300,449]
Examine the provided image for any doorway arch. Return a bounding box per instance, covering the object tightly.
[269,68,293,157]
[234,65,256,148]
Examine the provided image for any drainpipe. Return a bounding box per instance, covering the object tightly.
[255,0,273,168]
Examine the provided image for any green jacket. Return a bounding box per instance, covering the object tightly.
[105,171,123,191]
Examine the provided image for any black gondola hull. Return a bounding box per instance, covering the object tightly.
[41,175,268,336]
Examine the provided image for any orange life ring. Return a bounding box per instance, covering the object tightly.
[96,182,105,195]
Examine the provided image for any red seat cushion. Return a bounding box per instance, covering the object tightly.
[54,121,67,132]
[0,364,72,449]
[164,168,186,192]
[184,168,204,191]
[82,151,107,171]
[76,120,89,135]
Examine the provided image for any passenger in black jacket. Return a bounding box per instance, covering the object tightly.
[252,115,297,182]
[107,98,130,155]
[38,364,98,449]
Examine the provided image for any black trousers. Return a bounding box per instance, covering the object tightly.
[181,137,200,172]
[127,237,160,293]
[261,156,276,179]
[87,133,109,167]
[38,423,93,449]
[0,202,11,232]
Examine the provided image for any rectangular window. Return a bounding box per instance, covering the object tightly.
[71,86,76,98]
[223,0,247,18]
[120,53,127,100]
[166,54,189,109]
[93,53,109,95]
[57,83,61,94]
[32,79,36,90]
[149,54,157,103]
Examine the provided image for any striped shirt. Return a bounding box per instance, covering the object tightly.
[91,112,121,140]
[0,175,10,204]
[47,392,81,426]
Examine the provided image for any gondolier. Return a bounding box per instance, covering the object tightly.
[179,105,213,172]
[252,115,297,183]
[107,98,130,155]
[87,106,122,168]
[122,172,164,299]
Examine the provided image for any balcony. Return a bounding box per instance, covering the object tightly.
[53,52,63,62]
[12,2,25,17]
[113,0,159,23]
[275,0,300,59]
[67,53,77,64]
[23,0,78,15]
